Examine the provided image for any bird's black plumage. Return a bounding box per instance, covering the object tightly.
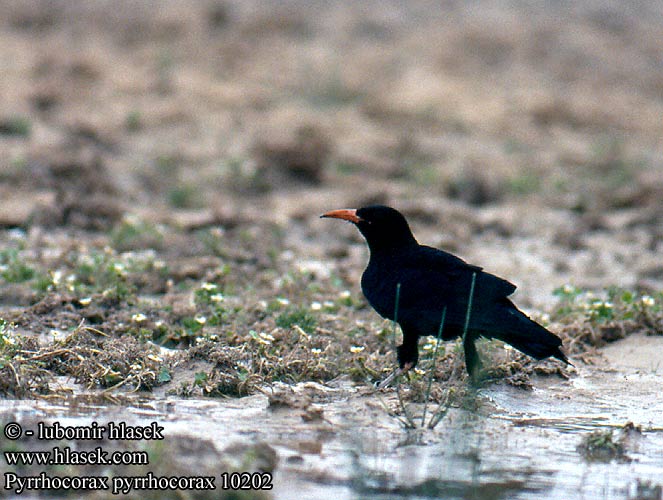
[322,205,568,381]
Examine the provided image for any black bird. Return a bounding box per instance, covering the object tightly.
[322,205,568,384]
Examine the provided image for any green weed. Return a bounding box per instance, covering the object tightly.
[73,252,136,301]
[111,216,164,251]
[553,285,662,324]
[505,172,541,195]
[578,429,626,461]
[0,116,31,137]
[275,307,317,334]
[0,319,18,355]
[168,184,201,208]
[125,110,142,132]
[0,248,35,283]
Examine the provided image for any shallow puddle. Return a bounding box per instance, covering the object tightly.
[2,335,662,499]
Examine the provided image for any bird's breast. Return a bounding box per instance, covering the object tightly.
[361,254,466,332]
[360,261,401,320]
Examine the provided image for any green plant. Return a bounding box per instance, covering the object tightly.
[0,320,17,354]
[553,285,662,325]
[155,154,181,175]
[506,172,541,195]
[194,371,208,387]
[0,116,31,137]
[125,110,142,132]
[192,282,229,329]
[168,184,200,208]
[111,216,164,251]
[0,248,35,283]
[181,316,206,336]
[334,161,362,175]
[72,252,138,301]
[194,282,224,306]
[578,429,625,461]
[275,307,317,334]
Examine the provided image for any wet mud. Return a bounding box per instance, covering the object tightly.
[2,334,662,499]
[1,1,663,498]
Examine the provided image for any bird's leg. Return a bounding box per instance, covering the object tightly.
[377,362,414,389]
[463,333,483,385]
[378,329,419,389]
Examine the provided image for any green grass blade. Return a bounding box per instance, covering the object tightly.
[421,306,447,427]
[461,272,477,344]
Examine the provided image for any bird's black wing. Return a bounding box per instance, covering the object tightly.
[415,246,567,363]
[379,245,517,335]
[414,245,516,297]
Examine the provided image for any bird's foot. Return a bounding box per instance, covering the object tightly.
[466,361,484,387]
[468,369,482,387]
[377,363,413,389]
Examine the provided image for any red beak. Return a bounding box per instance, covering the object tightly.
[320,209,362,224]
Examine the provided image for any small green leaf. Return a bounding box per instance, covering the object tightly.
[194,371,208,386]
[157,366,171,383]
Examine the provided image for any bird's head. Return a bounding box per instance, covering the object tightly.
[321,205,417,252]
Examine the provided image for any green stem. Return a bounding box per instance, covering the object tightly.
[422,306,447,427]
[462,273,477,344]
[392,282,401,369]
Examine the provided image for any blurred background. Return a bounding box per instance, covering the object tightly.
[1,0,663,305]
[2,5,663,497]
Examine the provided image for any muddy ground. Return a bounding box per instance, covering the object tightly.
[1,1,662,499]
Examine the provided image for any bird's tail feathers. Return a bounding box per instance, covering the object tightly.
[486,307,569,364]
